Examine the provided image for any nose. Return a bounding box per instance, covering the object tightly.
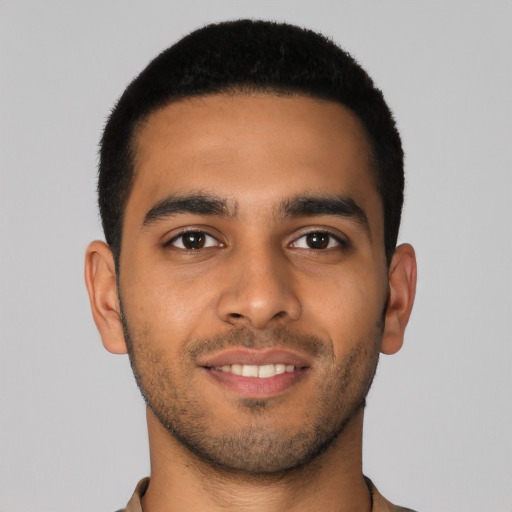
[217,246,302,330]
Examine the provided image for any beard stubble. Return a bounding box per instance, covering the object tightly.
[121,312,383,476]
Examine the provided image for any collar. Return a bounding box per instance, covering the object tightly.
[123,476,416,512]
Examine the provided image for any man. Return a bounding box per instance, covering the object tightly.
[85,19,417,512]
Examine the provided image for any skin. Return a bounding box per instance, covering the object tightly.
[85,93,416,512]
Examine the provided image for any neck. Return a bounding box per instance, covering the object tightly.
[141,407,371,512]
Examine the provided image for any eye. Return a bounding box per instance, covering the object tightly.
[168,231,221,250]
[291,231,344,250]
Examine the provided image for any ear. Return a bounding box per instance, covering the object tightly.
[380,243,417,355]
[84,241,128,354]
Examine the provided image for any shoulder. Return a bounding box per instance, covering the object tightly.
[366,477,418,512]
[115,477,149,512]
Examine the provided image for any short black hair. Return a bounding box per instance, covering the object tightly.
[99,19,404,266]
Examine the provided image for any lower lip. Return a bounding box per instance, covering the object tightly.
[203,367,309,397]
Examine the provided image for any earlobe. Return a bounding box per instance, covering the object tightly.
[380,243,417,355]
[84,241,128,354]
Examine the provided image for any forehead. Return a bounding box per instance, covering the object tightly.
[127,92,381,229]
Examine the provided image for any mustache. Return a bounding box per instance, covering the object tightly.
[184,327,333,361]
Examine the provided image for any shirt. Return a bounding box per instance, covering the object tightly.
[118,477,417,511]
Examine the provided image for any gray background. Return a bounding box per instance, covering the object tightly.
[1,1,511,511]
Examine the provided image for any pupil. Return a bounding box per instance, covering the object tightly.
[184,232,204,249]
[307,233,328,249]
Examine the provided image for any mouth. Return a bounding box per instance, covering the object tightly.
[208,363,297,378]
[199,349,311,398]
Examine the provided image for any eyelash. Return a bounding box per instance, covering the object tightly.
[290,231,347,250]
[165,230,223,250]
[165,229,347,252]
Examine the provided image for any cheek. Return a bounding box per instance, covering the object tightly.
[301,268,385,341]
[119,257,220,344]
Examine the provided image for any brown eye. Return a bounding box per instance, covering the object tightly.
[306,232,329,249]
[169,231,219,250]
[182,232,205,249]
[291,231,343,250]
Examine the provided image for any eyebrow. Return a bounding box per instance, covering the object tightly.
[280,195,371,236]
[142,193,234,227]
[142,192,371,237]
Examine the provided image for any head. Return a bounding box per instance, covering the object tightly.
[98,19,404,269]
[86,20,416,476]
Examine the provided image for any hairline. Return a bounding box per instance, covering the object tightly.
[115,86,382,268]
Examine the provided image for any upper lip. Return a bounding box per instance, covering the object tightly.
[199,348,312,369]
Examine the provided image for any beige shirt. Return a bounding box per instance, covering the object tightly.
[119,477,417,512]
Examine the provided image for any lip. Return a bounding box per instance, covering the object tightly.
[199,348,312,369]
[198,348,312,398]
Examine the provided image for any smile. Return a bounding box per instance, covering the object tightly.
[199,349,312,397]
[209,363,296,378]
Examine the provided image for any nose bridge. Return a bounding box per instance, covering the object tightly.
[217,240,301,329]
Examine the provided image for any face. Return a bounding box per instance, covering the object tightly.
[118,93,389,474]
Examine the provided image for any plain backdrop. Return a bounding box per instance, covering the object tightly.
[1,2,511,511]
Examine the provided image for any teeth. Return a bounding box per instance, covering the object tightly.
[231,364,243,376]
[275,364,286,375]
[258,364,275,378]
[213,363,296,378]
[242,365,259,377]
